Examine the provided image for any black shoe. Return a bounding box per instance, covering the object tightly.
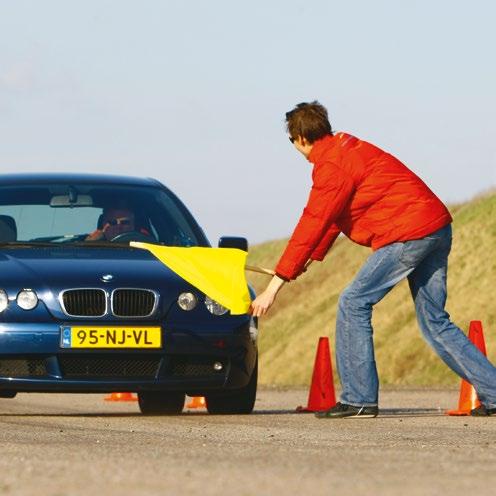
[315,402,378,419]
[470,405,496,416]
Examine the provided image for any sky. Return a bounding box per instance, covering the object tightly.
[1,0,495,245]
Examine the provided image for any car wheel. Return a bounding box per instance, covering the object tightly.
[206,359,258,415]
[138,391,185,415]
[0,391,17,399]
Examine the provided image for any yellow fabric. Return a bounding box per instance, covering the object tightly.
[130,242,251,315]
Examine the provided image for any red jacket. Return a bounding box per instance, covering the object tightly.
[275,133,452,280]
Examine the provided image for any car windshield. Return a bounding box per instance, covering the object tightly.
[0,183,208,247]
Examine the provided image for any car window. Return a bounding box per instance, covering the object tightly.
[0,183,208,246]
[0,205,102,241]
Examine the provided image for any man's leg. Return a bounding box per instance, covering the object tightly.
[336,242,415,407]
[408,228,496,409]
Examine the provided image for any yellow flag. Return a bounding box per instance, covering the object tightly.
[130,242,252,315]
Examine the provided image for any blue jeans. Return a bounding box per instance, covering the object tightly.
[336,224,496,408]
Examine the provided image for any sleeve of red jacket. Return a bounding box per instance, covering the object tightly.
[275,162,353,280]
[310,222,341,261]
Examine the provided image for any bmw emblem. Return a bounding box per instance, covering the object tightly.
[101,274,114,283]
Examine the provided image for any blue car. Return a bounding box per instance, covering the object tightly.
[0,173,257,414]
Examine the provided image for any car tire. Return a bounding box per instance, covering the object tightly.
[206,359,258,415]
[138,391,185,415]
[0,391,17,399]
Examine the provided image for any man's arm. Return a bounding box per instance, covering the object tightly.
[275,162,354,280]
[310,223,341,261]
[250,162,353,317]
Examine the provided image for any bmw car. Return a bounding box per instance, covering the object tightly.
[0,173,257,415]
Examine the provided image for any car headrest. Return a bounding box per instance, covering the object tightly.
[97,214,104,230]
[0,215,17,242]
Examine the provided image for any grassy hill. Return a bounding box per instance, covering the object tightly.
[247,190,496,387]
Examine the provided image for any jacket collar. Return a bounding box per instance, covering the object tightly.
[308,133,343,165]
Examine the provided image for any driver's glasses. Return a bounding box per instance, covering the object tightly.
[106,217,132,226]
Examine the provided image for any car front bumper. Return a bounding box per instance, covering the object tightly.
[0,322,257,395]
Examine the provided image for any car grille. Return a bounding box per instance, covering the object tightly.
[0,359,47,377]
[112,289,156,317]
[62,289,106,317]
[171,357,225,377]
[59,355,161,379]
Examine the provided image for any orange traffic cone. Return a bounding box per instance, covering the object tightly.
[104,392,138,402]
[447,320,487,416]
[296,337,337,413]
[186,396,206,409]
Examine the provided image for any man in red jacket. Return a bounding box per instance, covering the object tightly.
[250,101,496,418]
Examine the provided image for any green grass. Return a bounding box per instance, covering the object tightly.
[247,191,496,387]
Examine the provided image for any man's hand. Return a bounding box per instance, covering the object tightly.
[85,222,111,242]
[250,288,277,317]
[85,229,105,241]
[250,274,286,317]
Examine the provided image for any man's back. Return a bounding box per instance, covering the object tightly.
[311,133,452,250]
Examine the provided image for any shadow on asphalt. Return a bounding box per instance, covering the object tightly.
[378,408,445,418]
[0,412,142,418]
[0,408,448,418]
[252,408,447,417]
[0,410,295,417]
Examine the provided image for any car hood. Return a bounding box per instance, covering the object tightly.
[0,247,191,320]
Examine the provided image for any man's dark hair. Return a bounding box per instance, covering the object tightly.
[285,101,333,143]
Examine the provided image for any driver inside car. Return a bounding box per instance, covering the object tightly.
[86,207,148,242]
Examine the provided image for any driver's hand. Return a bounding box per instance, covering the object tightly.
[85,229,105,241]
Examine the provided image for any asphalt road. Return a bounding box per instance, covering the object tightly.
[1,388,495,496]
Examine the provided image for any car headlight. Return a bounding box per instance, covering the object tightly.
[17,289,38,310]
[204,296,228,316]
[177,292,197,311]
[0,290,8,313]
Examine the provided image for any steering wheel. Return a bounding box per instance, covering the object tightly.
[110,231,153,243]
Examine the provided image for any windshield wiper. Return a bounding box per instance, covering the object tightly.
[0,241,57,248]
[0,241,131,248]
[66,242,131,248]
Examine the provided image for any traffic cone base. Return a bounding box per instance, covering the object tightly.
[447,383,480,416]
[447,321,487,416]
[296,337,336,413]
[187,396,206,409]
[104,392,138,402]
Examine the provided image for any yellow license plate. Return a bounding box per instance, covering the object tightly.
[60,326,162,349]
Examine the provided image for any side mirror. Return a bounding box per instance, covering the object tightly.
[218,236,248,252]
